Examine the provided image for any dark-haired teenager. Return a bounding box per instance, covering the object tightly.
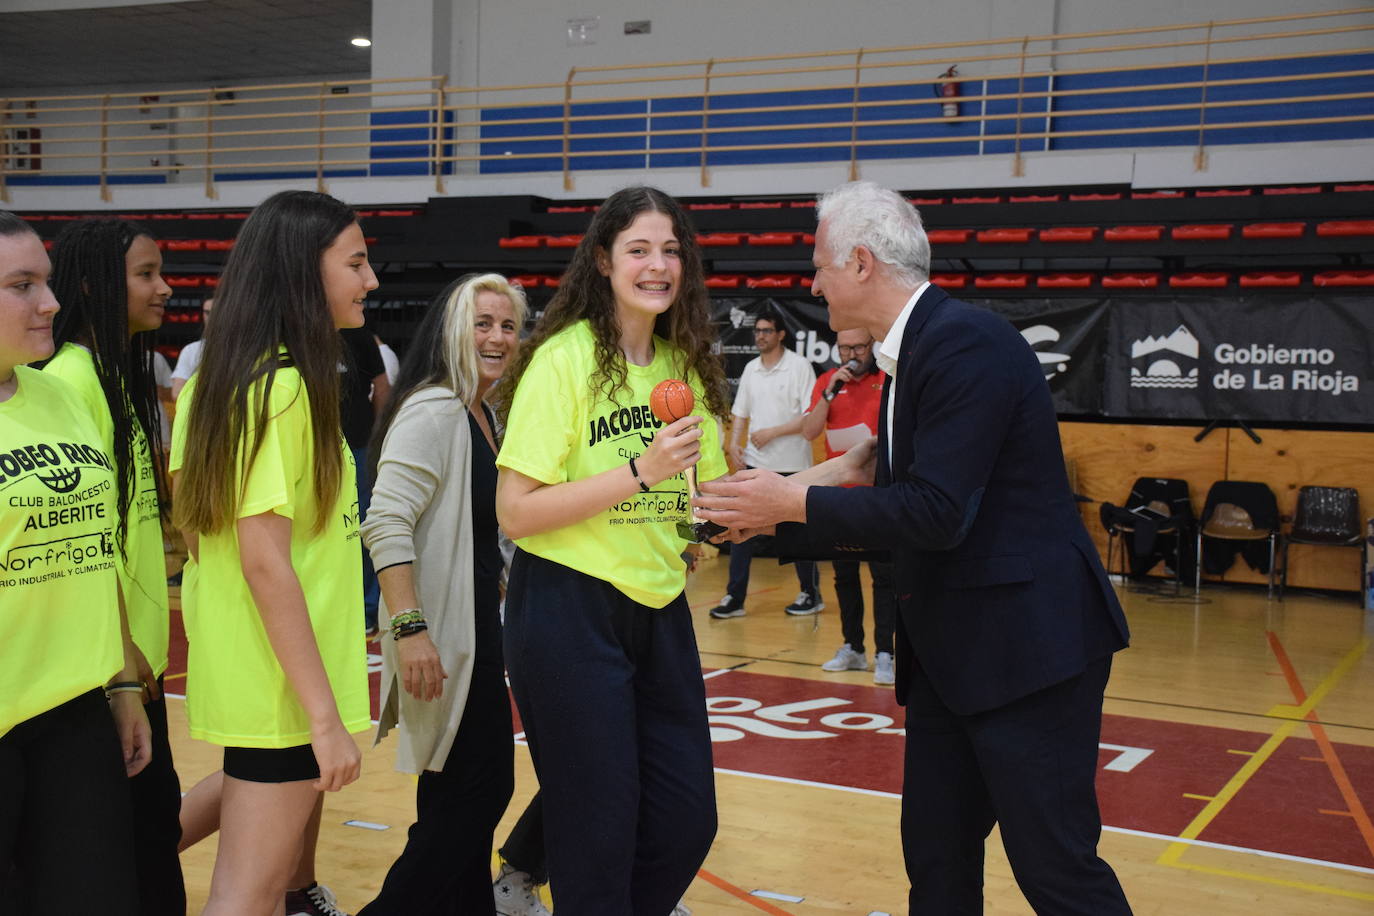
[0,210,150,914]
[494,186,727,915]
[358,273,528,914]
[42,217,185,915]
[171,190,374,916]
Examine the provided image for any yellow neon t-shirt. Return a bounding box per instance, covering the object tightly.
[496,321,727,608]
[44,343,169,676]
[170,360,369,748]
[0,367,123,736]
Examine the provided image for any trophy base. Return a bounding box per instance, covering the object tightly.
[677,519,728,544]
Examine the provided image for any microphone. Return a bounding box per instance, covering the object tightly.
[824,359,862,402]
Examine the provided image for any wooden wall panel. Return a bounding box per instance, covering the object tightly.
[1059,421,1372,594]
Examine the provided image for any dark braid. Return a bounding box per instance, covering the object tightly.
[44,219,168,560]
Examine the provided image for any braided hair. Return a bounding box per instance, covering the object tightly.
[46,219,168,559]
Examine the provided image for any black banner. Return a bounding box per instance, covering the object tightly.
[710,295,1371,425]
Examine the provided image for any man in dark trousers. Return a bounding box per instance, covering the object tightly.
[695,181,1133,914]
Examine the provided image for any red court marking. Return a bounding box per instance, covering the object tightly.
[1266,631,1374,861]
[696,869,794,915]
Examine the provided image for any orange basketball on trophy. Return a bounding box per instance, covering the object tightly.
[650,378,695,424]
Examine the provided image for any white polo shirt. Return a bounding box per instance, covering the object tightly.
[732,347,816,472]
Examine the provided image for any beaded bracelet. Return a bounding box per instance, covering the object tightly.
[390,609,425,630]
[628,456,651,493]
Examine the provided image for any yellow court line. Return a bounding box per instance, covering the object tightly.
[1182,793,1215,801]
[1157,720,1301,866]
[1266,637,1370,719]
[163,671,187,681]
[1167,860,1374,903]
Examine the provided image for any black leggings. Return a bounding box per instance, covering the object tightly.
[0,689,138,915]
[358,659,515,915]
[129,677,186,916]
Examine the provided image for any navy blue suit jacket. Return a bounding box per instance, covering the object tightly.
[778,286,1129,715]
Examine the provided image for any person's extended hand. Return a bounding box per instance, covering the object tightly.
[310,719,362,792]
[638,415,703,485]
[693,468,808,532]
[837,436,878,487]
[397,630,447,702]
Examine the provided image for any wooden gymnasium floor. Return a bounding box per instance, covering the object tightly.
[164,548,1374,914]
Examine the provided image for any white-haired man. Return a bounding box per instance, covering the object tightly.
[696,181,1133,914]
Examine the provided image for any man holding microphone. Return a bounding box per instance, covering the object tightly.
[801,330,896,684]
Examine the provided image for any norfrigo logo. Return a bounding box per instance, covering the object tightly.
[1130,325,1199,389]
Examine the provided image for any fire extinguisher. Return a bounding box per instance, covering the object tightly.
[934,65,961,119]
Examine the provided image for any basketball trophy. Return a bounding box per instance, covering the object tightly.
[650,379,727,543]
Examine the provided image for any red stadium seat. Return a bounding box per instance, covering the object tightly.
[930,273,967,289]
[151,213,181,221]
[802,233,816,246]
[377,209,419,217]
[548,205,593,213]
[1196,188,1252,197]
[1315,220,1374,237]
[546,235,583,248]
[747,232,801,246]
[543,276,562,288]
[204,276,219,288]
[1170,272,1229,288]
[498,236,544,249]
[1010,194,1061,203]
[908,197,945,206]
[1242,222,1304,239]
[1104,226,1163,242]
[165,275,203,288]
[952,195,1001,204]
[688,202,734,210]
[1101,272,1160,288]
[698,233,744,246]
[1313,270,1374,287]
[1239,272,1301,288]
[746,275,797,289]
[926,229,971,244]
[1262,186,1321,196]
[974,273,1030,289]
[740,202,783,209]
[1039,227,1098,243]
[788,201,816,208]
[1130,191,1185,199]
[1334,183,1374,192]
[510,275,543,289]
[165,240,205,251]
[976,228,1033,243]
[186,213,220,220]
[1068,192,1121,201]
[204,240,234,251]
[705,275,743,289]
[1037,273,1093,288]
[1172,224,1233,240]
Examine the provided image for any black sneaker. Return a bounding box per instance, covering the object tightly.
[784,591,824,616]
[710,594,746,619]
[285,882,349,916]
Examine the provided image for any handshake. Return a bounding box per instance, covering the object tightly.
[690,436,878,542]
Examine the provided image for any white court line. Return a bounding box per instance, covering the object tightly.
[167,688,1374,880]
[711,766,1374,878]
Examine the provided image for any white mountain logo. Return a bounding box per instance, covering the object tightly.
[1130,324,1199,389]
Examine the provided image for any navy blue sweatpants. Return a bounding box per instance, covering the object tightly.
[504,550,716,916]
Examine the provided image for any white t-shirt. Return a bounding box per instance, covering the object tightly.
[731,347,815,472]
[171,339,204,382]
[378,341,400,385]
[152,350,173,448]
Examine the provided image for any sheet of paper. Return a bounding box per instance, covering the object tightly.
[825,423,871,452]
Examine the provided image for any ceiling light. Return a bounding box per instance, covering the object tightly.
[351,37,372,48]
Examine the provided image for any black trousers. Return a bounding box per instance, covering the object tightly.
[130,676,186,916]
[504,550,716,916]
[833,560,896,655]
[0,689,138,916]
[499,792,546,884]
[901,656,1131,915]
[359,658,515,915]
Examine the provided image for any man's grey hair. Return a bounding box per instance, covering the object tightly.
[816,181,929,285]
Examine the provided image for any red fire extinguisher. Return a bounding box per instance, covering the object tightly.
[934,65,961,119]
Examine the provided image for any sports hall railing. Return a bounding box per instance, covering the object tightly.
[1,7,1372,202]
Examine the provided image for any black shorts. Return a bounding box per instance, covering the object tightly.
[222,743,319,783]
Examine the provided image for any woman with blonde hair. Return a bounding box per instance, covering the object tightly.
[359,273,528,914]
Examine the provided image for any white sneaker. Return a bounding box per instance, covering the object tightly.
[874,651,896,685]
[493,863,551,916]
[710,594,746,619]
[784,591,824,615]
[821,643,868,672]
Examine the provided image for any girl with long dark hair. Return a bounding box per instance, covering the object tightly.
[358,273,528,914]
[171,190,375,915]
[493,186,728,914]
[43,217,184,915]
[0,210,150,914]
